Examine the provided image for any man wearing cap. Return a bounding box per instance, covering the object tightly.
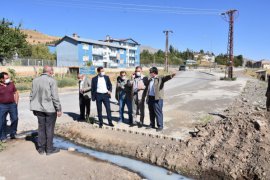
[146,67,176,132]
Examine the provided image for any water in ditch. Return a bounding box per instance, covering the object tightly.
[54,137,192,180]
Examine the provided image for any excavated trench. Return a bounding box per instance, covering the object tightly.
[53,137,190,180]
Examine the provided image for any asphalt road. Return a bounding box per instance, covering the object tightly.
[14,70,247,139]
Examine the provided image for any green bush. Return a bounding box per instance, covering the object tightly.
[7,68,16,81]
[57,77,77,88]
[16,76,33,83]
[16,83,31,91]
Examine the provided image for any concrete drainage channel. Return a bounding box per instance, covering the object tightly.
[54,137,191,180]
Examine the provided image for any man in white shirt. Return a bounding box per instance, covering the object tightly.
[91,67,114,128]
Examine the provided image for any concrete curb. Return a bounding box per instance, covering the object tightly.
[90,123,183,143]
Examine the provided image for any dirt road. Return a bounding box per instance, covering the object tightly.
[0,139,141,180]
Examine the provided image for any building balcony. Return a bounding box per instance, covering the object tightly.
[109,52,117,57]
[92,50,104,56]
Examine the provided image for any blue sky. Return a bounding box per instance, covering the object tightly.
[1,0,270,60]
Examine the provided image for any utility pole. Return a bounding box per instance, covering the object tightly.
[221,9,238,79]
[163,30,173,72]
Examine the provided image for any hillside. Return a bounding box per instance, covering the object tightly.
[140,45,159,53]
[21,29,61,45]
[21,29,159,53]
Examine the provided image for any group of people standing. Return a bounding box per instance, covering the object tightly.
[78,66,176,132]
[1,65,270,156]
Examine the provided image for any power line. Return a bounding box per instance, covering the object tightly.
[32,0,223,15]
[65,0,224,12]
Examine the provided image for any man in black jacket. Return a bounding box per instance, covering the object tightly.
[91,67,114,128]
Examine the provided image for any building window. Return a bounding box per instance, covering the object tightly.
[82,44,89,50]
[93,55,103,61]
[129,43,136,47]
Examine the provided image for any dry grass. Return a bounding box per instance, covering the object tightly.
[244,69,259,78]
[21,29,60,45]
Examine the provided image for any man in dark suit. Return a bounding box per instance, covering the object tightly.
[91,67,114,128]
[146,67,176,132]
[77,74,91,122]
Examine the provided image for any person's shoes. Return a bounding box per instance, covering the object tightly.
[108,123,114,127]
[156,128,163,132]
[146,125,154,129]
[99,125,103,128]
[10,134,17,139]
[37,148,45,155]
[46,148,60,155]
[137,122,143,128]
[129,123,135,127]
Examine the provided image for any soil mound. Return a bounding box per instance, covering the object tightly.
[184,80,270,179]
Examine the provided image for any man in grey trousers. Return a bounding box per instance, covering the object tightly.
[129,66,148,128]
[30,66,62,155]
[77,74,91,122]
[146,67,176,132]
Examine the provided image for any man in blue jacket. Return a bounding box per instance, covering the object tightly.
[91,67,114,128]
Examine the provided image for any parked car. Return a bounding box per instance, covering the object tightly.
[179,65,186,71]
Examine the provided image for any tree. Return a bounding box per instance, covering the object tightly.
[0,18,30,60]
[31,44,56,60]
[215,54,228,65]
[199,49,204,54]
[140,50,153,64]
[181,48,194,60]
[215,54,244,67]
[234,55,243,67]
